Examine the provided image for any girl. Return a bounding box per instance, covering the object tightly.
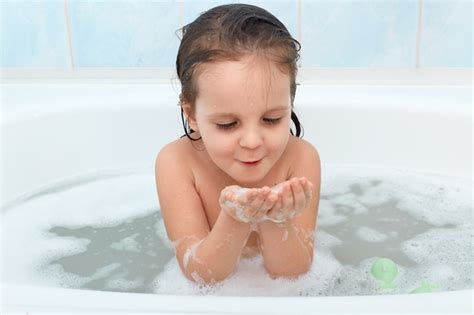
[155,3,321,284]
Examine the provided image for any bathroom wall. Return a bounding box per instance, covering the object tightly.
[1,0,472,69]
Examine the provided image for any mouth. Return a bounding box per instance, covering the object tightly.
[241,159,262,166]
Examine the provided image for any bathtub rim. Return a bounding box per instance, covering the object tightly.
[2,283,473,314]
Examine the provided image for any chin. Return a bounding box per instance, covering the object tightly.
[228,171,267,187]
[219,159,275,186]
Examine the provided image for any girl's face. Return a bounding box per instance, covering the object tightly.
[187,55,292,186]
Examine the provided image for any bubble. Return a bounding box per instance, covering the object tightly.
[110,233,140,252]
[2,165,472,296]
[356,226,389,242]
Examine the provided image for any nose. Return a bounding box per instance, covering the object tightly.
[239,127,263,149]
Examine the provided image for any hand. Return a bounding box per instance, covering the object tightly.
[219,185,278,223]
[264,177,313,223]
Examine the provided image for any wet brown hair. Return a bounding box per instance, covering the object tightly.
[176,3,303,140]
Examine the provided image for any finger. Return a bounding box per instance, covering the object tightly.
[260,186,271,197]
[220,188,234,205]
[257,187,271,208]
[281,182,294,211]
[266,196,284,222]
[225,191,235,203]
[291,178,306,211]
[241,188,268,220]
[237,190,250,204]
[256,192,277,221]
[262,191,278,211]
[252,189,271,220]
[300,177,313,200]
[239,189,258,217]
[271,182,285,195]
[248,189,265,210]
[266,192,281,213]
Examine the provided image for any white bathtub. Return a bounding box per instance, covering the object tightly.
[1,77,472,313]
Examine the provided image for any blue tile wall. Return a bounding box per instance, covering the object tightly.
[301,0,419,67]
[1,0,70,67]
[68,0,180,67]
[420,0,472,68]
[1,0,472,68]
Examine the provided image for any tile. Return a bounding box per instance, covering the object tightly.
[1,0,70,67]
[301,0,419,67]
[420,0,472,68]
[68,0,180,67]
[5,0,469,69]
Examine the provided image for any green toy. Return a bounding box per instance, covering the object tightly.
[370,258,440,293]
[410,282,439,294]
[370,258,399,289]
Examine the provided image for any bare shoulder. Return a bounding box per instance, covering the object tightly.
[155,137,186,162]
[287,136,320,167]
[283,136,321,188]
[155,137,210,242]
[155,138,193,175]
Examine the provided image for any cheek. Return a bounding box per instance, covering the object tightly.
[201,129,235,157]
[266,125,290,153]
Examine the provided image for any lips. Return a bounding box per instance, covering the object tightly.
[241,159,262,166]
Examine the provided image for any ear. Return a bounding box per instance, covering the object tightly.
[181,102,199,132]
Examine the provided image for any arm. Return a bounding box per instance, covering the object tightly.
[155,144,250,283]
[155,144,275,283]
[257,142,321,277]
[177,208,253,283]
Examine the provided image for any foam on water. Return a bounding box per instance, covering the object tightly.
[152,249,341,296]
[1,165,472,295]
[2,170,164,290]
[356,226,391,242]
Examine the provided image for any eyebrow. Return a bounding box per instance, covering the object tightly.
[206,106,291,119]
[265,105,291,112]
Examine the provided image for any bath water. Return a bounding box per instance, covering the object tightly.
[1,165,472,296]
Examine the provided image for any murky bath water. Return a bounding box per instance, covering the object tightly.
[1,165,472,296]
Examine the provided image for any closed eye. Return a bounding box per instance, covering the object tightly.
[263,117,281,125]
[216,121,237,130]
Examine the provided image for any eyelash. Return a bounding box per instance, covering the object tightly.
[216,122,237,130]
[263,117,281,125]
[216,118,281,130]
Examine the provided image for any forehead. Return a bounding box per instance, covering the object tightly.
[194,55,291,108]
